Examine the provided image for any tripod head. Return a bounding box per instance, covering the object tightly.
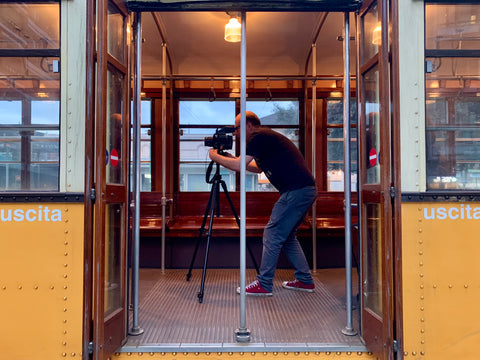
[206,150,227,184]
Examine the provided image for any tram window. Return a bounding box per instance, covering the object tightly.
[246,100,300,192]
[425,3,480,190]
[0,2,60,191]
[130,100,152,191]
[179,100,236,192]
[326,99,358,192]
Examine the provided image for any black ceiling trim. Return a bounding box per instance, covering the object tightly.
[0,193,84,203]
[125,0,363,12]
[402,192,480,203]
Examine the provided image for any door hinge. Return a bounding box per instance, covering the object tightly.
[393,339,400,353]
[389,186,396,199]
[88,341,94,354]
[89,188,96,202]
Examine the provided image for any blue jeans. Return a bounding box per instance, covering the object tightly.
[256,185,317,292]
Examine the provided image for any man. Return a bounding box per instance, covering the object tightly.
[209,111,317,296]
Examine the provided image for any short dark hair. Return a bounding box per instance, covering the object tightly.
[245,111,261,127]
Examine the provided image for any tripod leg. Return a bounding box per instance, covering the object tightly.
[198,179,220,302]
[186,183,215,281]
[197,197,217,303]
[219,180,260,274]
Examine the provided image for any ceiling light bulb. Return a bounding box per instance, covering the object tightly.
[225,17,241,42]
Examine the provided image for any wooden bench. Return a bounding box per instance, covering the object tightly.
[136,191,357,239]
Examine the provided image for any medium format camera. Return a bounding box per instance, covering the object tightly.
[204,126,235,150]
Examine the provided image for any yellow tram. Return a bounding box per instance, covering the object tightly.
[1,1,480,360]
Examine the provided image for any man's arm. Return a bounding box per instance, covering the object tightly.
[209,149,261,173]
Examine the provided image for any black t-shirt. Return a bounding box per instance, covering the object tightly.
[246,127,315,193]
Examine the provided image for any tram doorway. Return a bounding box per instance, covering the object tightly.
[90,1,396,359]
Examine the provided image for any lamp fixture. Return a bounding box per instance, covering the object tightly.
[372,23,381,45]
[224,13,241,42]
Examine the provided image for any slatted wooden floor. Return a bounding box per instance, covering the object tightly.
[124,268,363,351]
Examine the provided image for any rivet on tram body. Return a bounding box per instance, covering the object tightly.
[64,241,68,245]
[65,230,69,234]
[62,353,67,357]
[34,285,38,290]
[51,285,55,289]
[419,261,423,266]
[18,285,22,290]
[421,318,425,322]
[64,263,68,267]
[433,284,437,288]
[64,252,68,256]
[71,353,76,357]
[420,307,424,311]
[64,297,67,301]
[64,321,67,324]
[2,286,6,290]
[65,219,69,223]
[420,296,424,300]
[420,329,425,333]
[412,351,417,356]
[418,229,422,233]
[420,285,424,289]
[420,351,425,355]
[449,284,453,288]
[420,273,424,278]
[404,351,408,356]
[62,341,67,346]
[64,286,68,289]
[419,251,423,255]
[421,340,425,344]
[465,284,469,288]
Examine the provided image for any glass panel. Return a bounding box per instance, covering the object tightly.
[31,101,60,124]
[361,2,380,64]
[426,4,480,50]
[364,65,381,184]
[30,163,59,191]
[104,204,123,319]
[0,57,60,95]
[247,100,300,191]
[0,164,21,190]
[246,100,299,125]
[179,100,236,192]
[364,203,382,317]
[180,100,235,125]
[326,99,358,191]
[0,101,22,124]
[106,67,124,185]
[426,56,480,190]
[108,3,125,63]
[0,3,60,50]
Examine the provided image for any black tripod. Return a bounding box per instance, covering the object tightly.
[186,159,259,303]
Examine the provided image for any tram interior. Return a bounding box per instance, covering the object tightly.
[130,11,361,349]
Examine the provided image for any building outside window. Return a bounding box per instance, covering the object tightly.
[425,3,480,190]
[0,3,60,191]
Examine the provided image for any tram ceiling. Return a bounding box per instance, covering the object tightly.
[140,10,357,77]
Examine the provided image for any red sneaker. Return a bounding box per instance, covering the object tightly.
[282,280,315,292]
[237,280,272,296]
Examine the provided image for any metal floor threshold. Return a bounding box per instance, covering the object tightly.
[122,268,364,353]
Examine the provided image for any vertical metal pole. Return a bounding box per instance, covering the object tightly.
[161,43,167,274]
[342,12,356,337]
[130,12,144,336]
[235,10,250,343]
[311,44,317,273]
